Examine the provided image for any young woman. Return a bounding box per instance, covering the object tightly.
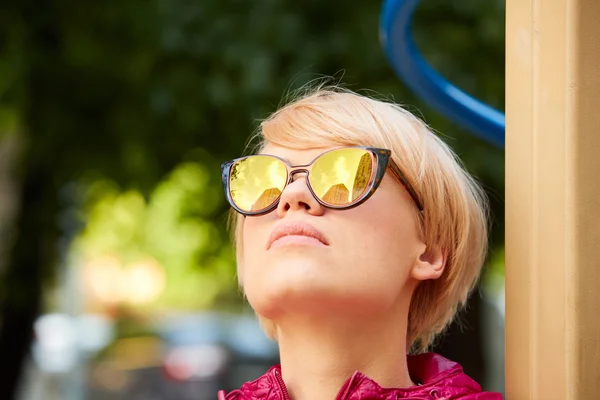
[217,87,502,399]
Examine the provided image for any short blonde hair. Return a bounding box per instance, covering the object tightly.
[230,85,489,352]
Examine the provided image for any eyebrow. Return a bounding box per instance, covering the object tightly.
[258,152,298,166]
[258,147,337,166]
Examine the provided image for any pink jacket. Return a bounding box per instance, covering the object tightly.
[217,353,502,399]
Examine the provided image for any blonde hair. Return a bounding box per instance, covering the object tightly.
[230,85,489,352]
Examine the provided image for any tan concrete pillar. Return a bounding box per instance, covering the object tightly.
[506,0,600,398]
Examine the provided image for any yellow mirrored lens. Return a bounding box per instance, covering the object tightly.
[230,156,287,212]
[310,148,373,206]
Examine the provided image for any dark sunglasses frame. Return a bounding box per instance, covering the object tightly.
[220,146,424,216]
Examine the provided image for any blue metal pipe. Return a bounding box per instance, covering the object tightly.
[380,0,505,147]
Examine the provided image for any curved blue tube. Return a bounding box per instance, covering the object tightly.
[380,0,505,148]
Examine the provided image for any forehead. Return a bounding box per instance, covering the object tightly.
[259,143,339,165]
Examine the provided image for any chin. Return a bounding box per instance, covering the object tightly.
[246,281,394,322]
[244,266,334,317]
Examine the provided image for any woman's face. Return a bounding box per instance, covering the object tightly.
[240,144,432,321]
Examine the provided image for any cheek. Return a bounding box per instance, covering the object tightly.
[239,219,268,279]
[353,196,418,248]
[336,194,421,286]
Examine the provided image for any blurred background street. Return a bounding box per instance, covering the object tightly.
[0,0,505,398]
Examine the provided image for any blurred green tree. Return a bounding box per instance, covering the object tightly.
[0,0,504,397]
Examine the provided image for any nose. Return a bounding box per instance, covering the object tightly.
[276,173,325,218]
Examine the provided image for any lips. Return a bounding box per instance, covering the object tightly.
[267,222,329,250]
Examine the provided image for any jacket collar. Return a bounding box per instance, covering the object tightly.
[220,353,499,399]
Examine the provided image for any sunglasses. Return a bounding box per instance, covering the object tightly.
[220,146,423,216]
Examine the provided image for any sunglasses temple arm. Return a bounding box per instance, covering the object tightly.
[388,162,424,211]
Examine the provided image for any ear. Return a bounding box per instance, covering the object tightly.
[410,244,447,281]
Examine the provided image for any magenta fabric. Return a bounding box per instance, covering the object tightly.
[217,353,502,399]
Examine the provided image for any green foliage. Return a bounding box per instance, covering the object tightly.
[1,0,505,309]
[0,104,19,133]
[73,159,236,310]
[484,247,506,296]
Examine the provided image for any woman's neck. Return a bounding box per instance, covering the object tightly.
[274,307,413,400]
